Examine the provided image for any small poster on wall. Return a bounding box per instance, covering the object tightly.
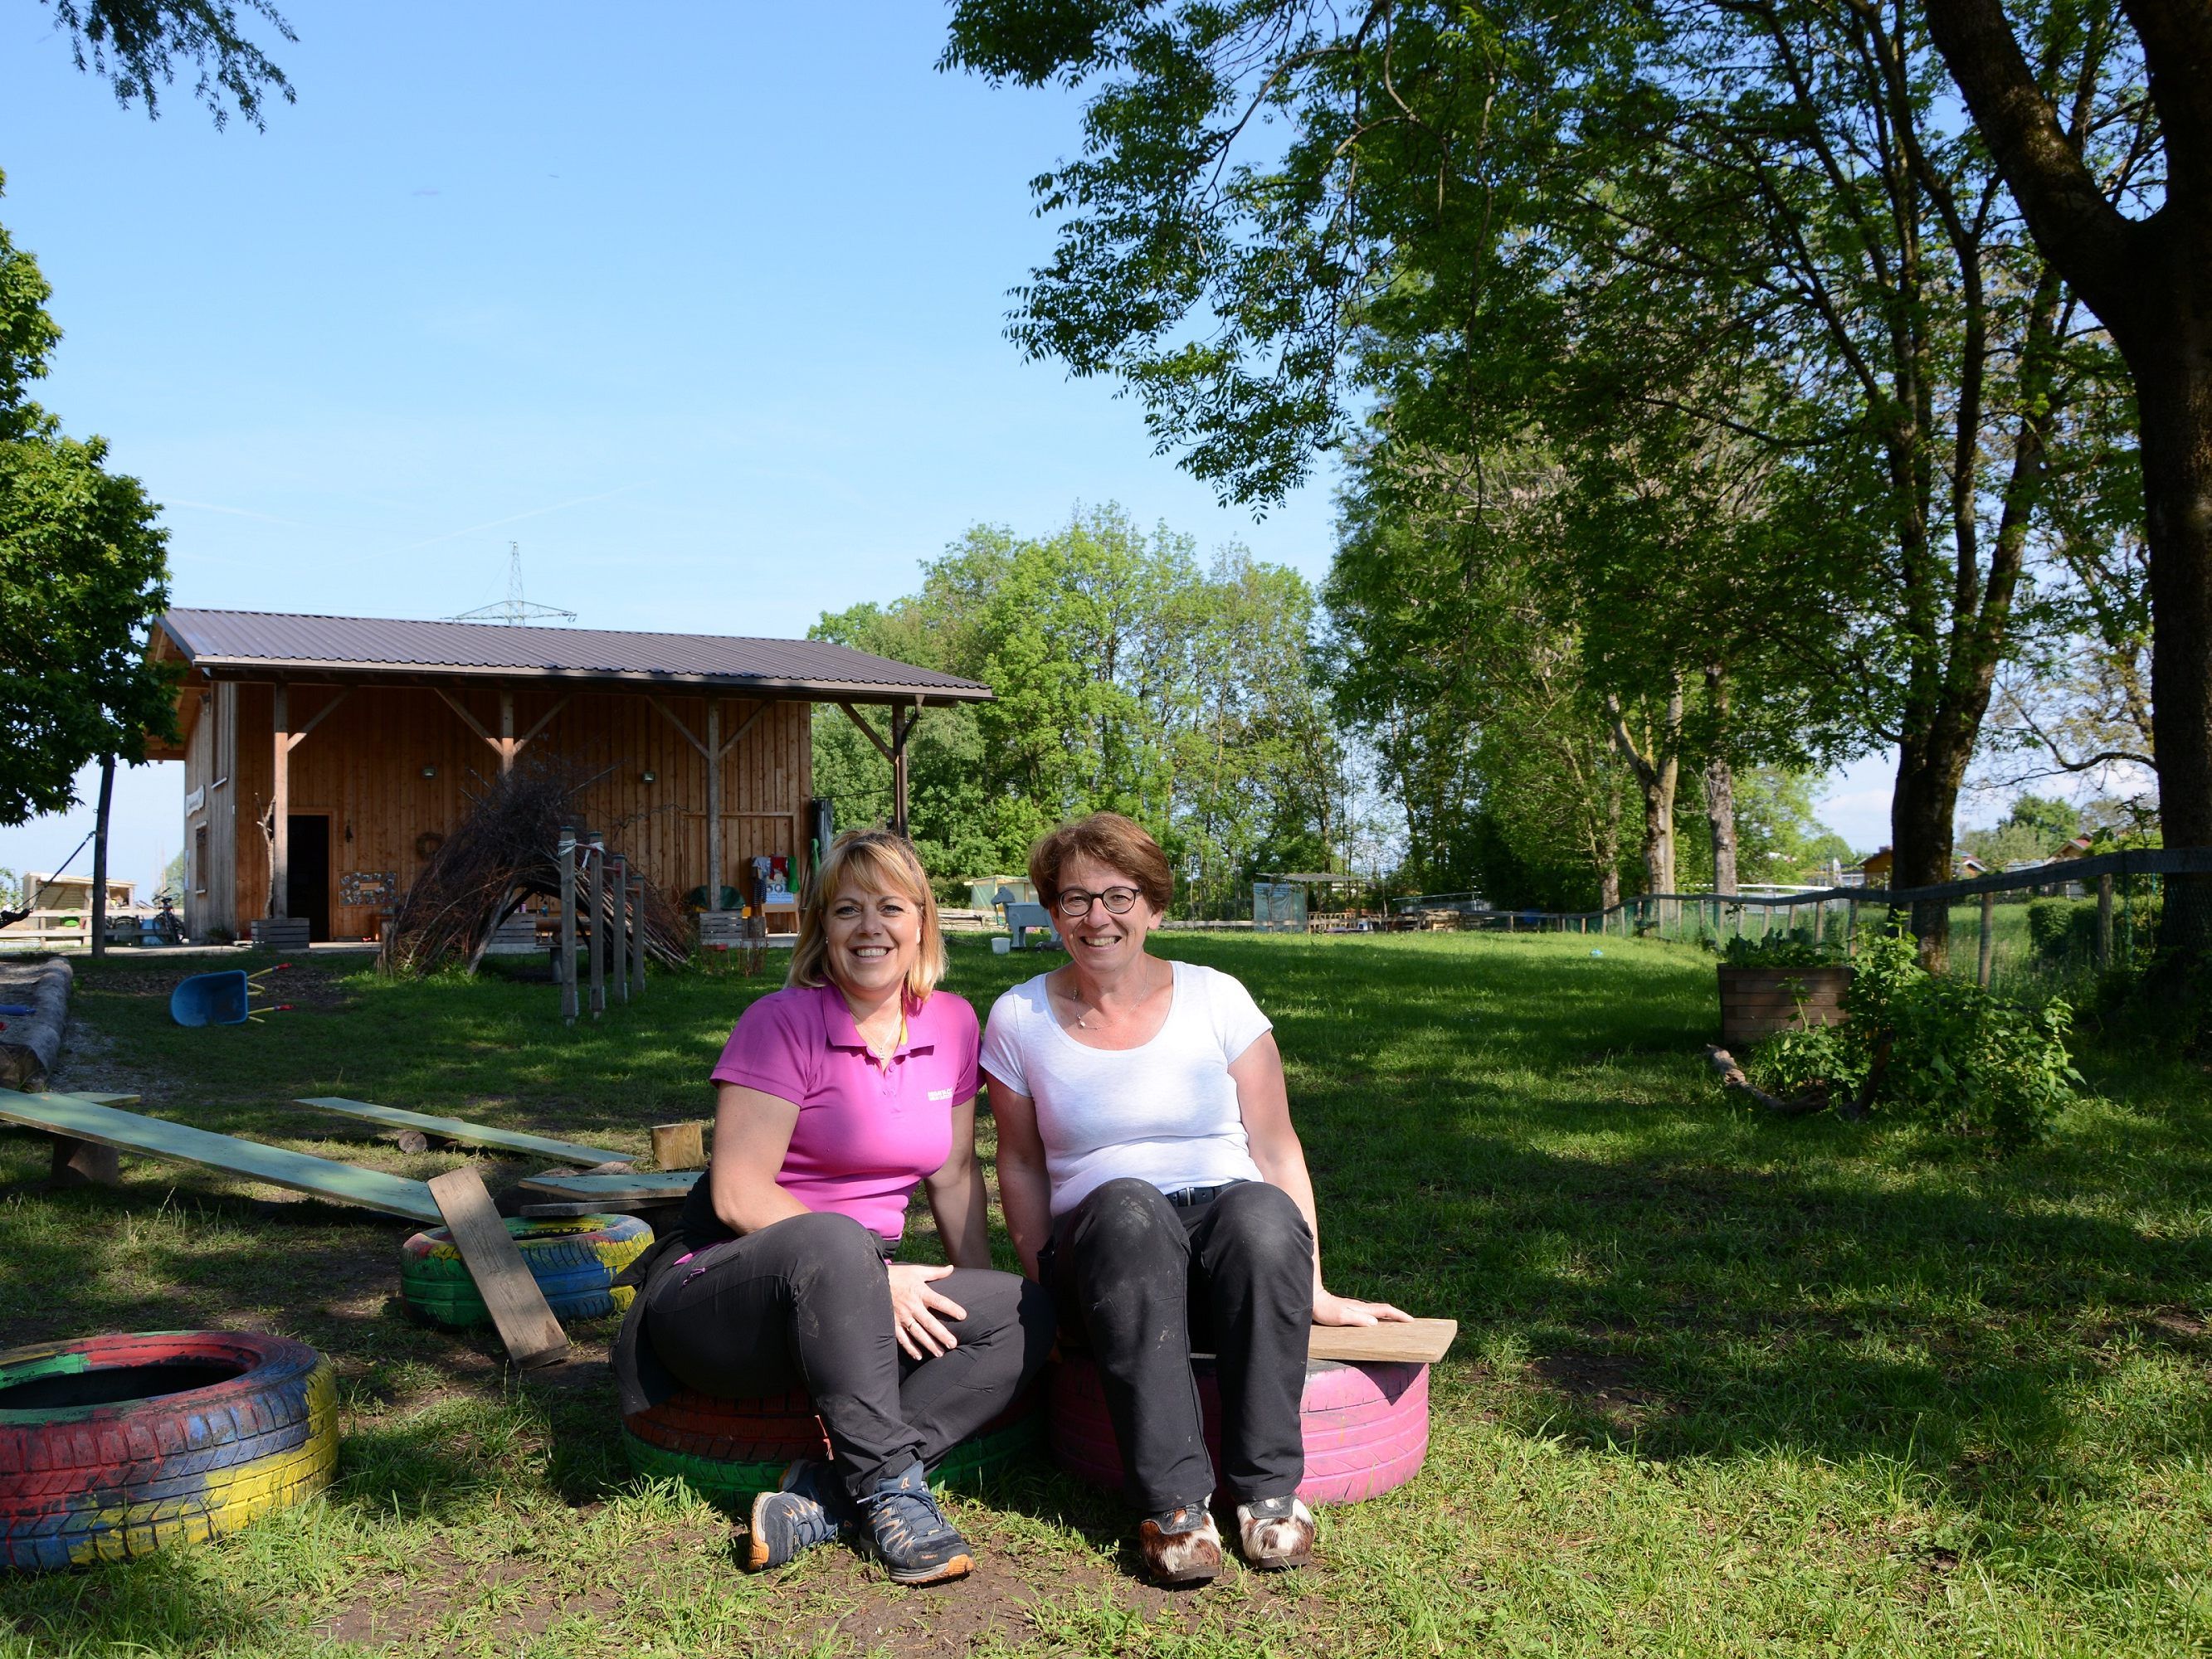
[339,870,398,907]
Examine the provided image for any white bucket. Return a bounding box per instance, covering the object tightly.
[991,937,1011,955]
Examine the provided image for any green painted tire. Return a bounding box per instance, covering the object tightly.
[398,1214,651,1329]
[623,1404,1043,1506]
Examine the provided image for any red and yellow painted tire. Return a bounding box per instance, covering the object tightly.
[623,1387,1044,1504]
[0,1331,339,1571]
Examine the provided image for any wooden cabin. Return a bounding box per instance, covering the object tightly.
[144,609,990,944]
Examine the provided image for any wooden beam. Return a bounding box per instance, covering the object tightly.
[270,681,290,918]
[706,701,722,907]
[1305,1317,1456,1366]
[719,698,771,757]
[648,696,709,758]
[284,687,352,752]
[499,689,515,774]
[433,687,503,754]
[836,701,895,763]
[0,1089,445,1223]
[516,694,571,751]
[426,1167,568,1368]
[651,1122,704,1170]
[295,1097,631,1165]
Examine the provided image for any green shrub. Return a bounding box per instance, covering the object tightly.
[1718,930,1847,967]
[1746,928,2083,1149]
[2025,897,2098,964]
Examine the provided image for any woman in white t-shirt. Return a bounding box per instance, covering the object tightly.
[981,813,1407,1586]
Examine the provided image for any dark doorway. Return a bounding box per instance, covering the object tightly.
[287,815,331,942]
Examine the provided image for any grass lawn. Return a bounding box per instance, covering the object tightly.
[5,933,2212,1656]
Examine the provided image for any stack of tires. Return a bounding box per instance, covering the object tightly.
[1047,1355,1430,1505]
[624,1388,1043,1504]
[0,1331,339,1570]
[399,1214,652,1327]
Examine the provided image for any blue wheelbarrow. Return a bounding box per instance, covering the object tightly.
[170,971,251,1027]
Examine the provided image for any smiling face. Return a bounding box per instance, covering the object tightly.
[1055,854,1164,980]
[823,880,923,1003]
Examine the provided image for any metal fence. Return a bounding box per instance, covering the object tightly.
[1446,848,2212,985]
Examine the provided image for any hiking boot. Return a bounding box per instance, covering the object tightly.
[1137,1503,1222,1584]
[1235,1494,1314,1570]
[745,1459,850,1572]
[857,1460,974,1585]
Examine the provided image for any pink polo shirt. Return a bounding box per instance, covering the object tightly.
[709,980,978,1241]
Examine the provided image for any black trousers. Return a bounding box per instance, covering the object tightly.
[642,1209,1055,1504]
[1045,1176,1313,1515]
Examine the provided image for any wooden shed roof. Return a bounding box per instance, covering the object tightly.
[156,608,992,704]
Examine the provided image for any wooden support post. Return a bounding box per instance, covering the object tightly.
[607,856,630,1004]
[1845,897,1856,958]
[2097,873,2114,969]
[426,1167,568,1368]
[706,700,722,909]
[558,829,578,1025]
[651,1121,705,1170]
[1812,899,1825,945]
[90,753,114,958]
[270,680,290,918]
[631,873,646,997]
[48,1134,120,1186]
[583,837,605,1018]
[499,689,515,774]
[890,704,914,839]
[1978,891,1995,988]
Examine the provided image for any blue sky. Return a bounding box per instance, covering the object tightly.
[1,2,1899,897]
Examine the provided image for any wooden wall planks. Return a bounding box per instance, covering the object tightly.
[206,684,817,938]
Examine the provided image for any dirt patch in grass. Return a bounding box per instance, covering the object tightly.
[1532,1350,1669,1428]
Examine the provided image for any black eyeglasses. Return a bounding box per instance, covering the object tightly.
[1055,886,1142,918]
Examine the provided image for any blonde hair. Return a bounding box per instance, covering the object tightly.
[787,830,948,1003]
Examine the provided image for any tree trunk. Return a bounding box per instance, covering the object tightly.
[1597,781,1623,910]
[1890,727,1973,971]
[2135,348,2212,966]
[1607,678,1684,898]
[1704,754,1738,897]
[90,754,114,960]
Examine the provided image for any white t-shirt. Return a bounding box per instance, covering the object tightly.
[980,960,1274,1217]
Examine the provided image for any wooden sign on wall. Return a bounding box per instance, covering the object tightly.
[339,870,398,906]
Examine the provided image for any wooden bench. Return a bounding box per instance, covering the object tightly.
[294,1096,631,1166]
[0,1088,443,1223]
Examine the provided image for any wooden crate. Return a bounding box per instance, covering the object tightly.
[1717,965,1853,1046]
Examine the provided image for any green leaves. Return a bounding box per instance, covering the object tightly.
[0,183,176,825]
[811,506,1346,909]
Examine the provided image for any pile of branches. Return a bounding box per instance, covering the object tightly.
[380,757,691,976]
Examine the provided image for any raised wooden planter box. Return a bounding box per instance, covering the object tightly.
[1717,965,1853,1046]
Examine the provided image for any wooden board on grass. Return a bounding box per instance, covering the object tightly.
[1308,1316,1456,1366]
[426,1166,568,1368]
[518,1170,700,1203]
[0,1088,443,1223]
[295,1096,631,1166]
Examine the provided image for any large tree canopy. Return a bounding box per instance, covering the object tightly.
[0,182,175,825]
[945,0,2154,966]
[37,0,295,128]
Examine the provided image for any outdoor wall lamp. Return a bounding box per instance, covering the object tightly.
[421,765,437,778]
[641,770,658,784]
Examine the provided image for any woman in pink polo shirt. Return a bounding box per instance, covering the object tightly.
[614,830,1052,1587]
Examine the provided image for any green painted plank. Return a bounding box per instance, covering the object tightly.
[0,1089,443,1224]
[519,1170,699,1202]
[64,1092,139,1107]
[295,1096,631,1167]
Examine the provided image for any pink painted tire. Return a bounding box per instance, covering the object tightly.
[1048,1355,1429,1505]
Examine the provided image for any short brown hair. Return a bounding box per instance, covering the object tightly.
[789,830,948,1003]
[1028,813,1174,916]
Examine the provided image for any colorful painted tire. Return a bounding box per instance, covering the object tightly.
[1048,1355,1430,1506]
[399,1214,651,1329]
[0,1330,339,1571]
[623,1387,1044,1504]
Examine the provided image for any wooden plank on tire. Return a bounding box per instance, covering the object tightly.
[1307,1316,1456,1366]
[426,1168,569,1369]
